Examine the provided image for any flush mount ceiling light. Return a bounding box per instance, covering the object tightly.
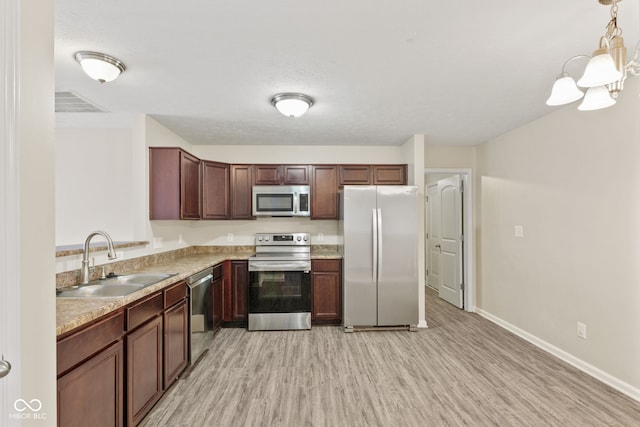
[271,93,314,118]
[74,51,126,84]
[546,0,640,111]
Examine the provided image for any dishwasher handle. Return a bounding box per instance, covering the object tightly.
[187,274,213,289]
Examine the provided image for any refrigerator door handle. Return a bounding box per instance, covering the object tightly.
[372,208,378,283]
[377,208,382,282]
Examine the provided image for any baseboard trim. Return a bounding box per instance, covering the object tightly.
[476,308,640,403]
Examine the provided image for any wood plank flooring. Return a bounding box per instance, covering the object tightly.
[140,288,640,426]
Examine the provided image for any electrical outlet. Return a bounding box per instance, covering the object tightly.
[577,322,587,339]
[514,225,524,238]
[178,234,184,244]
[227,233,234,242]
[153,237,163,249]
[318,233,324,242]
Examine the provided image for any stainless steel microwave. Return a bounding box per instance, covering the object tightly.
[252,185,310,217]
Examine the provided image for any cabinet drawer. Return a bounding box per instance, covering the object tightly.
[57,310,125,376]
[164,281,187,309]
[312,259,341,273]
[127,293,164,331]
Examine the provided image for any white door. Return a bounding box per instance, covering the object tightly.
[426,184,440,290]
[438,175,464,308]
[1,2,21,420]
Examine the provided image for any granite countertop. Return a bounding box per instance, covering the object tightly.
[57,248,342,337]
[56,251,253,336]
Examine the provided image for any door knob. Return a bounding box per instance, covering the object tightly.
[0,355,11,379]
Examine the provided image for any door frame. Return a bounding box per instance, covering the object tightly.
[424,168,475,312]
[1,0,22,418]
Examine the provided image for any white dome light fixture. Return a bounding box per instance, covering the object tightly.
[271,93,314,118]
[546,0,640,111]
[74,51,126,84]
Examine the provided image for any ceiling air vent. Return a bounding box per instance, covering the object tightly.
[55,91,106,113]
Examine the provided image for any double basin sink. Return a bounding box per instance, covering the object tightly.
[57,273,177,298]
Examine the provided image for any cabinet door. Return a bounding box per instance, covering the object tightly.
[253,164,283,185]
[373,165,407,185]
[127,316,163,426]
[202,160,230,219]
[180,150,201,219]
[283,165,309,185]
[230,165,254,219]
[339,165,372,185]
[311,165,338,219]
[164,299,188,389]
[58,340,124,427]
[231,260,248,322]
[149,147,181,220]
[312,260,342,323]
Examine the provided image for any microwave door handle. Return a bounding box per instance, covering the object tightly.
[294,192,298,214]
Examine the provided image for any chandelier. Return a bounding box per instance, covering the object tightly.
[546,0,640,111]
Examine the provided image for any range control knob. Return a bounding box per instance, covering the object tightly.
[303,235,308,241]
[296,236,302,241]
[265,236,270,241]
[257,236,263,241]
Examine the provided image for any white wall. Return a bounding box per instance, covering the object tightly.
[55,128,134,245]
[20,0,57,423]
[55,116,415,272]
[476,77,640,396]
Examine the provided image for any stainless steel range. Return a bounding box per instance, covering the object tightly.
[247,232,311,331]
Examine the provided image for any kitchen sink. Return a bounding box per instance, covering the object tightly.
[57,273,177,298]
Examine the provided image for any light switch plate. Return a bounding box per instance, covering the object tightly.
[514,225,524,238]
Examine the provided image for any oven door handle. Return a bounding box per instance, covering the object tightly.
[248,262,311,272]
[187,274,213,288]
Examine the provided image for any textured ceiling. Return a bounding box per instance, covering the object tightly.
[54,0,640,146]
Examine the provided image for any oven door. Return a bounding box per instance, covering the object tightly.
[248,258,312,330]
[248,269,311,314]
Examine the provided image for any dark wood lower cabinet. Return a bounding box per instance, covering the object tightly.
[312,259,342,324]
[223,260,248,325]
[57,340,124,427]
[127,315,163,426]
[163,299,188,389]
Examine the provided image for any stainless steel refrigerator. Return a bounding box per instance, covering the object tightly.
[339,185,418,331]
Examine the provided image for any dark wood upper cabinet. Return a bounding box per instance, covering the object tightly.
[283,165,309,185]
[311,165,338,219]
[253,164,283,185]
[230,165,254,219]
[373,164,407,185]
[254,164,309,185]
[202,160,230,219]
[339,165,372,185]
[149,147,201,220]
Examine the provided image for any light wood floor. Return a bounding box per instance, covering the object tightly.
[141,288,640,426]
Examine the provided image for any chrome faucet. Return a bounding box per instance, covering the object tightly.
[80,231,118,284]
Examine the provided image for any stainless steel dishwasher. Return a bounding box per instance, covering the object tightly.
[187,267,214,365]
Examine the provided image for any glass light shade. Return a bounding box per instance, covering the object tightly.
[74,51,125,83]
[577,52,623,88]
[271,93,313,117]
[577,86,616,111]
[546,76,584,106]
